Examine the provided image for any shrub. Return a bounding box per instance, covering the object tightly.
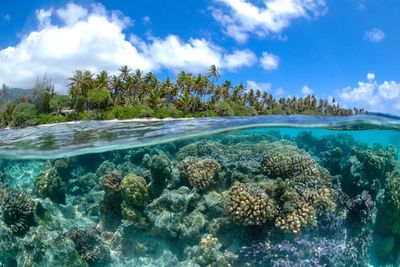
[154,105,183,118]
[88,88,111,110]
[12,103,39,127]
[231,103,258,116]
[213,102,234,116]
[77,111,95,121]
[49,94,71,114]
[112,105,154,120]
[38,114,70,125]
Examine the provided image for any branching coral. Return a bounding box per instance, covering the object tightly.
[121,174,149,222]
[226,182,277,226]
[180,156,221,190]
[0,189,36,235]
[34,167,66,204]
[65,227,111,265]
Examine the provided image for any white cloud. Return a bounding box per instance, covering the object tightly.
[211,0,327,42]
[246,80,272,92]
[0,3,257,91]
[260,51,279,70]
[367,73,375,80]
[301,85,313,95]
[4,14,11,21]
[142,16,151,25]
[223,49,257,69]
[379,81,400,100]
[364,28,385,42]
[337,75,400,113]
[275,87,285,97]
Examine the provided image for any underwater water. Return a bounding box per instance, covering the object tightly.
[1,115,400,266]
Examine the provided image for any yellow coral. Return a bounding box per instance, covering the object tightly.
[180,157,221,190]
[121,174,148,221]
[226,182,277,226]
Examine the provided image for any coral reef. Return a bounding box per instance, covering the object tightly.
[0,129,396,266]
[225,182,276,226]
[261,142,321,179]
[65,227,111,265]
[34,167,66,204]
[376,170,400,235]
[185,234,236,267]
[121,174,149,222]
[180,156,221,191]
[0,188,36,235]
[100,172,123,231]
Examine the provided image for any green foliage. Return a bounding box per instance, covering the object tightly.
[38,114,71,125]
[77,111,95,121]
[1,102,16,126]
[154,105,183,118]
[12,103,39,127]
[112,104,154,120]
[32,76,55,113]
[49,95,71,114]
[231,102,258,116]
[1,66,362,128]
[213,102,234,116]
[88,88,111,109]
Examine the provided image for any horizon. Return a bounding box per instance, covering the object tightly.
[0,0,399,114]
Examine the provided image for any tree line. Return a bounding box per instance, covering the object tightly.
[0,65,364,127]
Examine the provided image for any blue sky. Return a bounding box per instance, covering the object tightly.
[0,0,399,113]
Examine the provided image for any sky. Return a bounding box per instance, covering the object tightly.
[0,0,399,113]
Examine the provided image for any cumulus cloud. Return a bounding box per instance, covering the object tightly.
[246,80,272,92]
[337,74,400,113]
[364,28,385,42]
[275,87,285,97]
[367,73,375,80]
[210,0,327,42]
[260,51,279,70]
[0,2,256,90]
[301,85,313,95]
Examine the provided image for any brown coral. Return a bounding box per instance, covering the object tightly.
[225,182,277,226]
[180,157,221,190]
[121,174,149,221]
[261,150,320,179]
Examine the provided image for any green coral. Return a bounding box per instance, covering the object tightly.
[121,174,149,221]
[34,168,66,204]
[180,157,221,191]
[225,182,277,226]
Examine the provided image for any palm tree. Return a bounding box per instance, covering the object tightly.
[68,70,93,110]
[0,84,10,104]
[208,65,220,81]
[1,101,16,126]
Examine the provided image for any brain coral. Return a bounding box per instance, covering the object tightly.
[0,189,36,235]
[225,182,277,226]
[121,174,149,221]
[180,157,221,191]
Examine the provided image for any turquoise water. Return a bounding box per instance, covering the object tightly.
[1,115,400,266]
